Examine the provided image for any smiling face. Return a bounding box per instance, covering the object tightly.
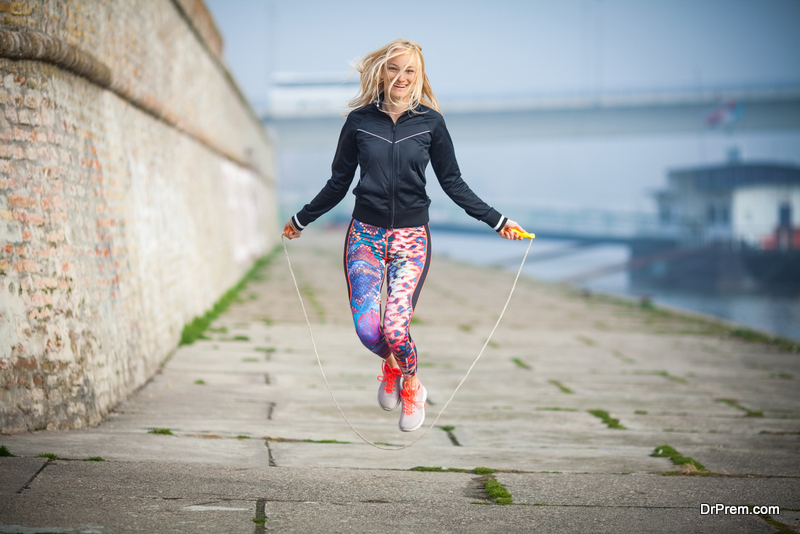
[382,51,417,104]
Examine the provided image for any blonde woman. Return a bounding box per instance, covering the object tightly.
[283,39,527,432]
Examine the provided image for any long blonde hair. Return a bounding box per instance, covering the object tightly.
[348,39,441,113]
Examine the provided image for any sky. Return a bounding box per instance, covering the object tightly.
[204,0,800,213]
[206,0,800,108]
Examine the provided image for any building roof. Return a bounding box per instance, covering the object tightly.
[668,162,800,191]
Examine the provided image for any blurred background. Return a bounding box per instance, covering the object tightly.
[205,0,800,340]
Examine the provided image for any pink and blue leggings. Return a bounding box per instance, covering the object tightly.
[344,219,431,378]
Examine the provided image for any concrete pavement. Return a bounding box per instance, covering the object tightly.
[1,228,799,533]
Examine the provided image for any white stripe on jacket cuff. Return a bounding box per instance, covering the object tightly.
[292,214,306,230]
[493,215,507,232]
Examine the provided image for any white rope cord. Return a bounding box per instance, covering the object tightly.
[281,234,533,451]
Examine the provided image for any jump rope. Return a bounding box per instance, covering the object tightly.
[281,228,535,451]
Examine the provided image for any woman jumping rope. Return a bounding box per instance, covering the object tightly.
[283,39,528,432]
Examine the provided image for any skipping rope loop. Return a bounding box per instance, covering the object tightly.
[281,233,533,451]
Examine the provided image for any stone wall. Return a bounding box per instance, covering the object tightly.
[0,1,278,433]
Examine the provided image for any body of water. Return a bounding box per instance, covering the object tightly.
[431,231,800,342]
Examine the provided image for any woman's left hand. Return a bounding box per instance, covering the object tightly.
[499,219,528,240]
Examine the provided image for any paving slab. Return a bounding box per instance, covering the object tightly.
[0,458,48,495]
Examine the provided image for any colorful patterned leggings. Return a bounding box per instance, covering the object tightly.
[344,219,431,378]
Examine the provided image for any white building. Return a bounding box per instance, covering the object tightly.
[656,153,800,247]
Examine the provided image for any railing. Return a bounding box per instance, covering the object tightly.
[429,204,663,243]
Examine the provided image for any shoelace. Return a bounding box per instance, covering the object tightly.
[281,233,533,451]
[400,387,424,415]
[378,366,402,394]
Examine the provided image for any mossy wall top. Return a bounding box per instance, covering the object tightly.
[0,0,278,433]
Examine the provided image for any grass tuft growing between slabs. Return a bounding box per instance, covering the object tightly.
[439,425,462,446]
[409,466,514,505]
[511,358,531,370]
[179,248,279,346]
[85,456,105,462]
[411,466,469,473]
[483,477,513,505]
[633,370,687,384]
[717,398,763,417]
[266,436,350,444]
[548,379,574,394]
[0,445,16,457]
[651,445,709,475]
[38,453,59,460]
[148,428,174,436]
[587,409,627,429]
[756,512,796,534]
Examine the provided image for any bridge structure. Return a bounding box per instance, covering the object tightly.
[264,80,800,145]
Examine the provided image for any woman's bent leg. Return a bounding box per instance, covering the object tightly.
[344,220,392,359]
[383,224,431,378]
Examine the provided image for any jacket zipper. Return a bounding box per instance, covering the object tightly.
[390,120,397,227]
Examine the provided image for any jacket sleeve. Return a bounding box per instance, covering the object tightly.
[428,114,507,232]
[292,113,361,230]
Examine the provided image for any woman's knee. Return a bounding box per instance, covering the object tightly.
[355,321,383,351]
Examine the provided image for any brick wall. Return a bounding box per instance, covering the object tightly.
[0,1,277,432]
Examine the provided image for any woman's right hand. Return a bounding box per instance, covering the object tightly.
[283,219,302,239]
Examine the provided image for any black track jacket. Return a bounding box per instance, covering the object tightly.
[292,102,507,232]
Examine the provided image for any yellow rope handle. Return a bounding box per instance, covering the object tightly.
[511,228,536,239]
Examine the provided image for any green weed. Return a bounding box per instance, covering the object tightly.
[758,513,797,534]
[511,358,531,370]
[85,457,105,462]
[0,445,15,457]
[473,467,496,475]
[148,428,174,435]
[717,398,763,417]
[587,409,627,429]
[194,379,206,385]
[179,249,279,345]
[207,326,228,334]
[548,379,574,394]
[38,453,59,460]
[651,444,707,473]
[483,477,513,505]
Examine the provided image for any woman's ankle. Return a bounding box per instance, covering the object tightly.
[403,375,420,391]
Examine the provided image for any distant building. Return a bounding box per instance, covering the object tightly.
[655,150,800,247]
[634,152,800,293]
